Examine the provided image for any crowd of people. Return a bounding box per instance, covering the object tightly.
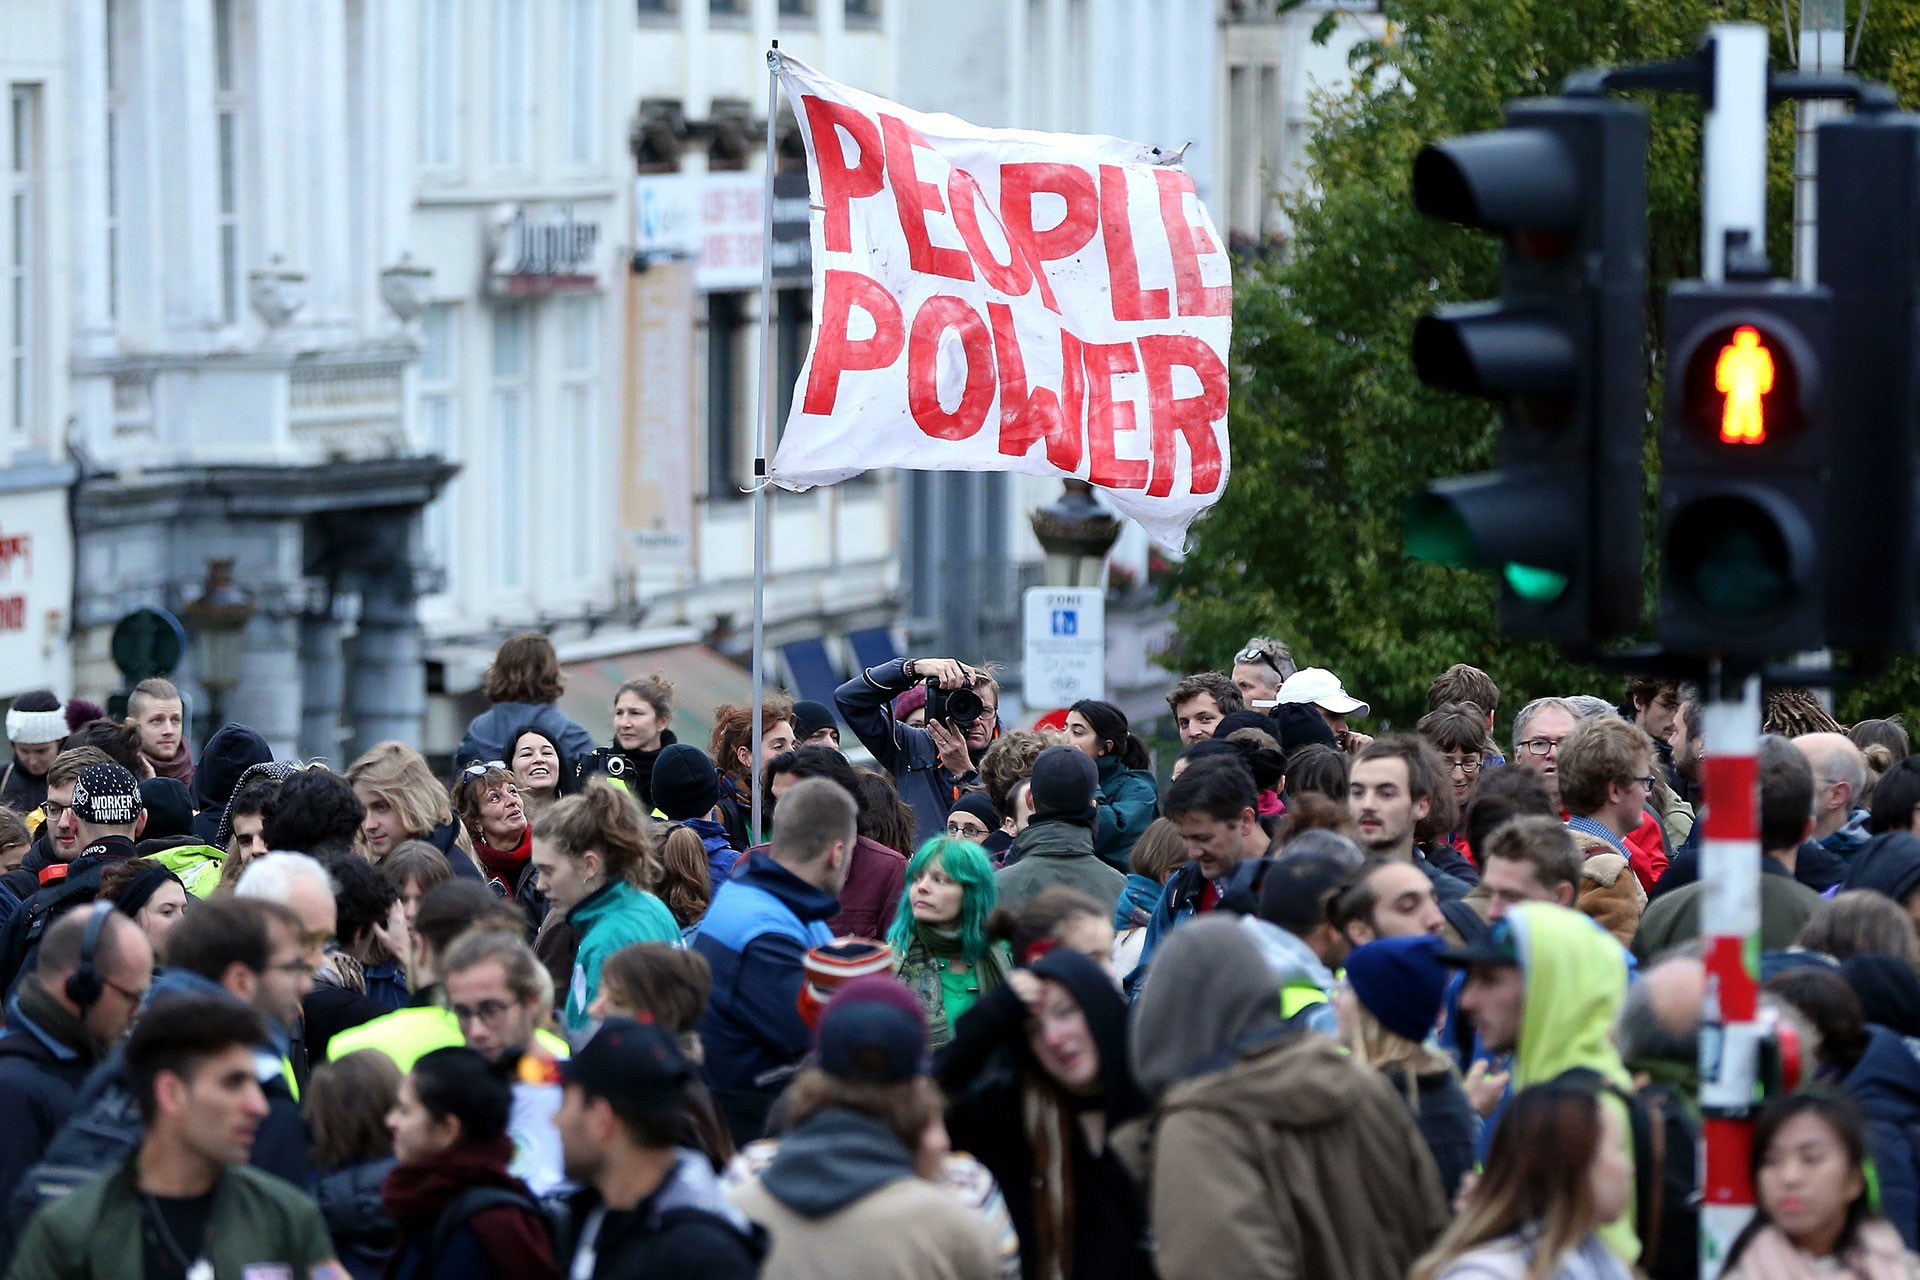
[4,631,1920,1277]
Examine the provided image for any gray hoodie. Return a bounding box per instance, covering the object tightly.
[1239,916,1340,1036]
[1131,916,1289,1097]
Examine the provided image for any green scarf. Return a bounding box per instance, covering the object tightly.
[895,923,1011,1050]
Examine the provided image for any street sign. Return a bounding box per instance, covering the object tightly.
[110,606,185,684]
[1023,587,1105,706]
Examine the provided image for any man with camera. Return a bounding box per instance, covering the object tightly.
[835,656,1001,846]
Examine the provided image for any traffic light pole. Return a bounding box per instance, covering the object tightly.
[1702,25,1771,282]
[1697,668,1764,1279]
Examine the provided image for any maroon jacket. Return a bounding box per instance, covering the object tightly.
[731,835,905,942]
[831,835,907,941]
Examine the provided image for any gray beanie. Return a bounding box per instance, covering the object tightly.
[1028,744,1098,816]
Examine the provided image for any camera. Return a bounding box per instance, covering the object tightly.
[924,677,987,731]
[590,746,630,779]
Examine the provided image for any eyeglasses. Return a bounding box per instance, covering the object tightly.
[461,760,507,779]
[1517,737,1564,757]
[1443,757,1483,777]
[945,821,991,840]
[301,930,338,953]
[1235,643,1283,674]
[1632,774,1658,791]
[103,977,147,1005]
[40,801,70,822]
[452,1000,518,1027]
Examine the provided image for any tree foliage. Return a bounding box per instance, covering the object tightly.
[1170,0,1920,732]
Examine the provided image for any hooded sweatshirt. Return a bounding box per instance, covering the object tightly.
[1842,1025,1920,1248]
[1238,915,1340,1035]
[728,1107,999,1280]
[1842,831,1920,905]
[1124,917,1448,1280]
[1504,902,1638,1264]
[190,724,275,842]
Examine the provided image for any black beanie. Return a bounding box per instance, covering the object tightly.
[792,700,838,742]
[1029,745,1098,816]
[950,791,1001,829]
[650,744,722,822]
[1270,702,1338,755]
[138,777,195,840]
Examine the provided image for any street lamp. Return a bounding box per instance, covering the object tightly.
[183,558,256,735]
[1029,480,1122,588]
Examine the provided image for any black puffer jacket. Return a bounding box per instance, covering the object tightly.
[313,1157,398,1280]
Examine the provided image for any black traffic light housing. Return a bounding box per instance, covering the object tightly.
[1657,282,1830,654]
[1406,97,1649,645]
[1819,113,1920,654]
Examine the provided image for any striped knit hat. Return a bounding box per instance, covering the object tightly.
[796,938,895,1032]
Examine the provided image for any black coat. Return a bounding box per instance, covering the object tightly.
[0,994,99,1239]
[314,1158,398,1280]
[562,1179,764,1280]
[938,952,1153,1280]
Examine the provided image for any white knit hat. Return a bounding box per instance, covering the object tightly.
[5,706,66,746]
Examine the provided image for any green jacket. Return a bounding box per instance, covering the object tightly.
[565,881,680,1034]
[9,1154,336,1280]
[994,818,1127,915]
[147,844,229,898]
[1093,755,1160,872]
[1506,902,1638,1265]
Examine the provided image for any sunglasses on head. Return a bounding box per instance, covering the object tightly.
[1235,643,1282,674]
[461,760,507,779]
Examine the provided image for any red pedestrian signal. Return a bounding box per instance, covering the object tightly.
[1714,326,1774,445]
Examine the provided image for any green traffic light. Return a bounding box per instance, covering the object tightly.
[1405,496,1476,568]
[1503,563,1570,602]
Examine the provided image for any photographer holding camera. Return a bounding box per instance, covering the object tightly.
[835,656,1001,846]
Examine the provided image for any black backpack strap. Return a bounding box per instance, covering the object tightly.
[430,1186,543,1261]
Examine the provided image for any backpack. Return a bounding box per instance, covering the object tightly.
[1558,1069,1699,1280]
[429,1184,566,1265]
[0,871,106,997]
[8,1082,145,1228]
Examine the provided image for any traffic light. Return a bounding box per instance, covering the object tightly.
[1658,283,1829,653]
[1819,114,1920,654]
[1405,97,1649,644]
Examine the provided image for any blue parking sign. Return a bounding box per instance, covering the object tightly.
[1051,609,1077,636]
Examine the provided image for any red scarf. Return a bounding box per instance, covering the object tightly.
[474,825,532,881]
[380,1136,555,1279]
[142,741,194,786]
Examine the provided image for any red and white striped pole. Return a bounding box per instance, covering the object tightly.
[1697,669,1763,1277]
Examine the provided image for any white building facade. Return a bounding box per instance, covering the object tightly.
[0,1,77,706]
[62,0,447,759]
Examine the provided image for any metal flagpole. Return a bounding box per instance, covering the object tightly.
[749,42,781,843]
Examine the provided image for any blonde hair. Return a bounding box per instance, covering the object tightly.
[346,742,453,839]
[1339,1000,1457,1103]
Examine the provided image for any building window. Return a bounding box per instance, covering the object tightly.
[559,297,598,580]
[779,0,814,16]
[418,0,460,171]
[213,0,243,325]
[7,85,41,442]
[636,0,676,15]
[844,0,878,22]
[775,286,808,431]
[561,0,597,165]
[492,307,530,587]
[711,0,744,16]
[706,292,749,499]
[418,304,459,572]
[491,0,530,169]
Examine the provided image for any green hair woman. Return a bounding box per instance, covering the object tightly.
[888,835,1012,1048]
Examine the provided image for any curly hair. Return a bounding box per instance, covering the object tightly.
[483,632,565,704]
[709,694,795,785]
[261,768,366,857]
[978,730,1057,819]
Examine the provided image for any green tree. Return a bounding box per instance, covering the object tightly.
[1171,0,1920,732]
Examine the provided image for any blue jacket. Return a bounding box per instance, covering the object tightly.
[680,816,740,890]
[1845,1024,1920,1247]
[692,853,838,1098]
[1126,861,1212,996]
[455,701,595,773]
[834,659,984,849]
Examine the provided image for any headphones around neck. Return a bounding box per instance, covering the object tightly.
[66,900,116,1010]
